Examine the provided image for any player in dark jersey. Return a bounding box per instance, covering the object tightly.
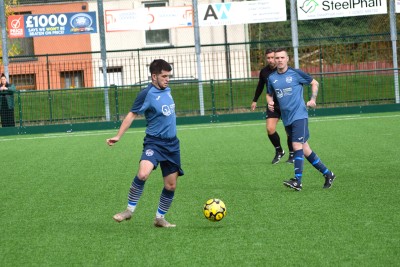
[251,49,294,164]
[107,59,183,227]
[267,48,335,191]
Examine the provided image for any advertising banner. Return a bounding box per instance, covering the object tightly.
[297,0,387,20]
[105,6,193,32]
[8,12,97,38]
[105,0,286,31]
[198,0,286,27]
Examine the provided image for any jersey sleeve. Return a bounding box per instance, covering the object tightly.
[292,68,313,85]
[252,71,266,102]
[267,75,274,96]
[130,87,150,114]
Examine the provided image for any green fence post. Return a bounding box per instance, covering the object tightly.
[229,78,234,111]
[319,41,325,104]
[211,79,216,122]
[17,90,22,131]
[137,50,141,83]
[46,54,53,123]
[112,84,119,122]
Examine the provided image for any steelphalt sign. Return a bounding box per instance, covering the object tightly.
[8,12,97,38]
[297,0,387,20]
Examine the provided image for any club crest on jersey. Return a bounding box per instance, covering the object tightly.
[286,76,293,83]
[145,149,154,156]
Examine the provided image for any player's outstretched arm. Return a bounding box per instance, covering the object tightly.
[106,112,137,146]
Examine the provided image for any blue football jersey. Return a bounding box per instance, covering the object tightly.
[267,67,313,126]
[131,83,176,139]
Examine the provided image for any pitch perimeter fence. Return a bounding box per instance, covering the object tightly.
[8,65,397,129]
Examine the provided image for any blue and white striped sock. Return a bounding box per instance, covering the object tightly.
[294,149,304,183]
[127,176,145,212]
[156,188,175,218]
[306,151,329,175]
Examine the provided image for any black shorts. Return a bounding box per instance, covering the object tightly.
[265,104,282,119]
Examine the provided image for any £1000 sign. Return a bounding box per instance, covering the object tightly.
[8,12,97,38]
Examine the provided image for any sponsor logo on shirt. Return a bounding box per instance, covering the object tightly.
[162,104,175,116]
[275,87,292,98]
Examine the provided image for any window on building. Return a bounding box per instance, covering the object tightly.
[10,74,36,90]
[60,71,84,89]
[7,12,35,60]
[99,67,123,86]
[143,1,170,46]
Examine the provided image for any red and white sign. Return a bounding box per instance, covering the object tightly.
[8,15,25,38]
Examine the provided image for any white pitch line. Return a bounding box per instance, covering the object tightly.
[0,113,399,142]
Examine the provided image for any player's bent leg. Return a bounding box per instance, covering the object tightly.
[286,136,294,163]
[163,171,178,190]
[267,118,285,164]
[137,160,155,180]
[266,117,279,135]
[113,160,155,223]
[303,143,336,189]
[154,171,178,228]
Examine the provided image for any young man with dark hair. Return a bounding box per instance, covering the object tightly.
[107,59,183,227]
[267,48,335,191]
[251,49,293,164]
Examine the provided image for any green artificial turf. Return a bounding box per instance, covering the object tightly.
[1,112,399,266]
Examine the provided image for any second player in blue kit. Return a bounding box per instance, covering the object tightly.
[267,48,336,191]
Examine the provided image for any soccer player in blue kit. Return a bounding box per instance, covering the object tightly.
[107,59,183,227]
[267,48,335,191]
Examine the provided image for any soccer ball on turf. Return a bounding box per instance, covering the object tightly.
[203,198,227,222]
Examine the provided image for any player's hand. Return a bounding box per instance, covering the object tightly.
[306,99,316,109]
[106,137,120,146]
[267,101,274,111]
[251,102,257,111]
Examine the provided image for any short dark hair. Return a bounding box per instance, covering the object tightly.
[274,48,288,53]
[265,49,274,55]
[149,59,172,75]
[1,73,5,78]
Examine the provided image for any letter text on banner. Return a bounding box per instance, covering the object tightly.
[198,0,286,27]
[297,0,387,20]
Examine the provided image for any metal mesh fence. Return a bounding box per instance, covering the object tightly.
[10,70,395,127]
[0,0,399,127]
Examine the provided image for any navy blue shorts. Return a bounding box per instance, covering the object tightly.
[140,135,184,177]
[285,118,309,143]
